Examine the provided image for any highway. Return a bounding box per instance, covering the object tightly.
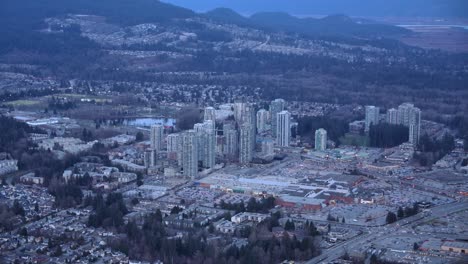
[306,200,468,264]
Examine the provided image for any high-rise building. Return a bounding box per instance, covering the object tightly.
[386,108,398,125]
[204,106,216,123]
[181,130,198,179]
[150,124,164,151]
[239,124,253,164]
[167,133,180,162]
[365,106,380,132]
[270,99,285,137]
[315,128,327,151]
[397,103,415,126]
[276,111,291,147]
[409,107,421,145]
[396,103,422,145]
[244,104,257,152]
[194,121,216,169]
[223,124,238,160]
[256,109,269,133]
[233,102,246,123]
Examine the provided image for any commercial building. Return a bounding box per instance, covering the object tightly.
[150,124,164,151]
[276,110,291,147]
[315,128,327,151]
[270,99,286,137]
[365,105,380,132]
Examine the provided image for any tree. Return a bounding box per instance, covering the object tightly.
[397,207,404,218]
[52,245,63,257]
[19,227,28,237]
[13,200,25,217]
[170,206,183,215]
[413,242,419,251]
[136,131,144,142]
[208,223,215,233]
[284,220,295,231]
[34,203,39,213]
[341,217,345,223]
[386,212,397,224]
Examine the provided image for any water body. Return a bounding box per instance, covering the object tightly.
[398,24,468,30]
[122,118,176,127]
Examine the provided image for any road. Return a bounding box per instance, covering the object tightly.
[306,200,468,264]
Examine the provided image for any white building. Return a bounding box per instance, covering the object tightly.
[365,105,380,132]
[204,107,216,123]
[315,128,327,151]
[276,111,291,147]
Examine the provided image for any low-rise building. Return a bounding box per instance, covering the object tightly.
[0,153,18,176]
[441,241,468,254]
[231,212,269,224]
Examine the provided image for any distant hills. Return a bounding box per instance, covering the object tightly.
[164,0,468,19]
[0,0,409,41]
[204,9,409,38]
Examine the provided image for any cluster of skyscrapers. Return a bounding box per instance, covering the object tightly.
[365,102,422,144]
[144,99,303,178]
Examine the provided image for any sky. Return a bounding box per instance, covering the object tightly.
[162,0,468,18]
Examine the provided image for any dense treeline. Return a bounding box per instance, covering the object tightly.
[110,210,320,263]
[48,181,83,208]
[297,116,349,144]
[0,89,57,103]
[369,123,408,148]
[0,200,25,231]
[415,133,455,166]
[218,197,276,214]
[86,193,128,230]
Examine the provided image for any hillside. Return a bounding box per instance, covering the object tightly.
[204,9,410,38]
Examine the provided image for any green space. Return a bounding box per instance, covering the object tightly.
[339,133,369,147]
